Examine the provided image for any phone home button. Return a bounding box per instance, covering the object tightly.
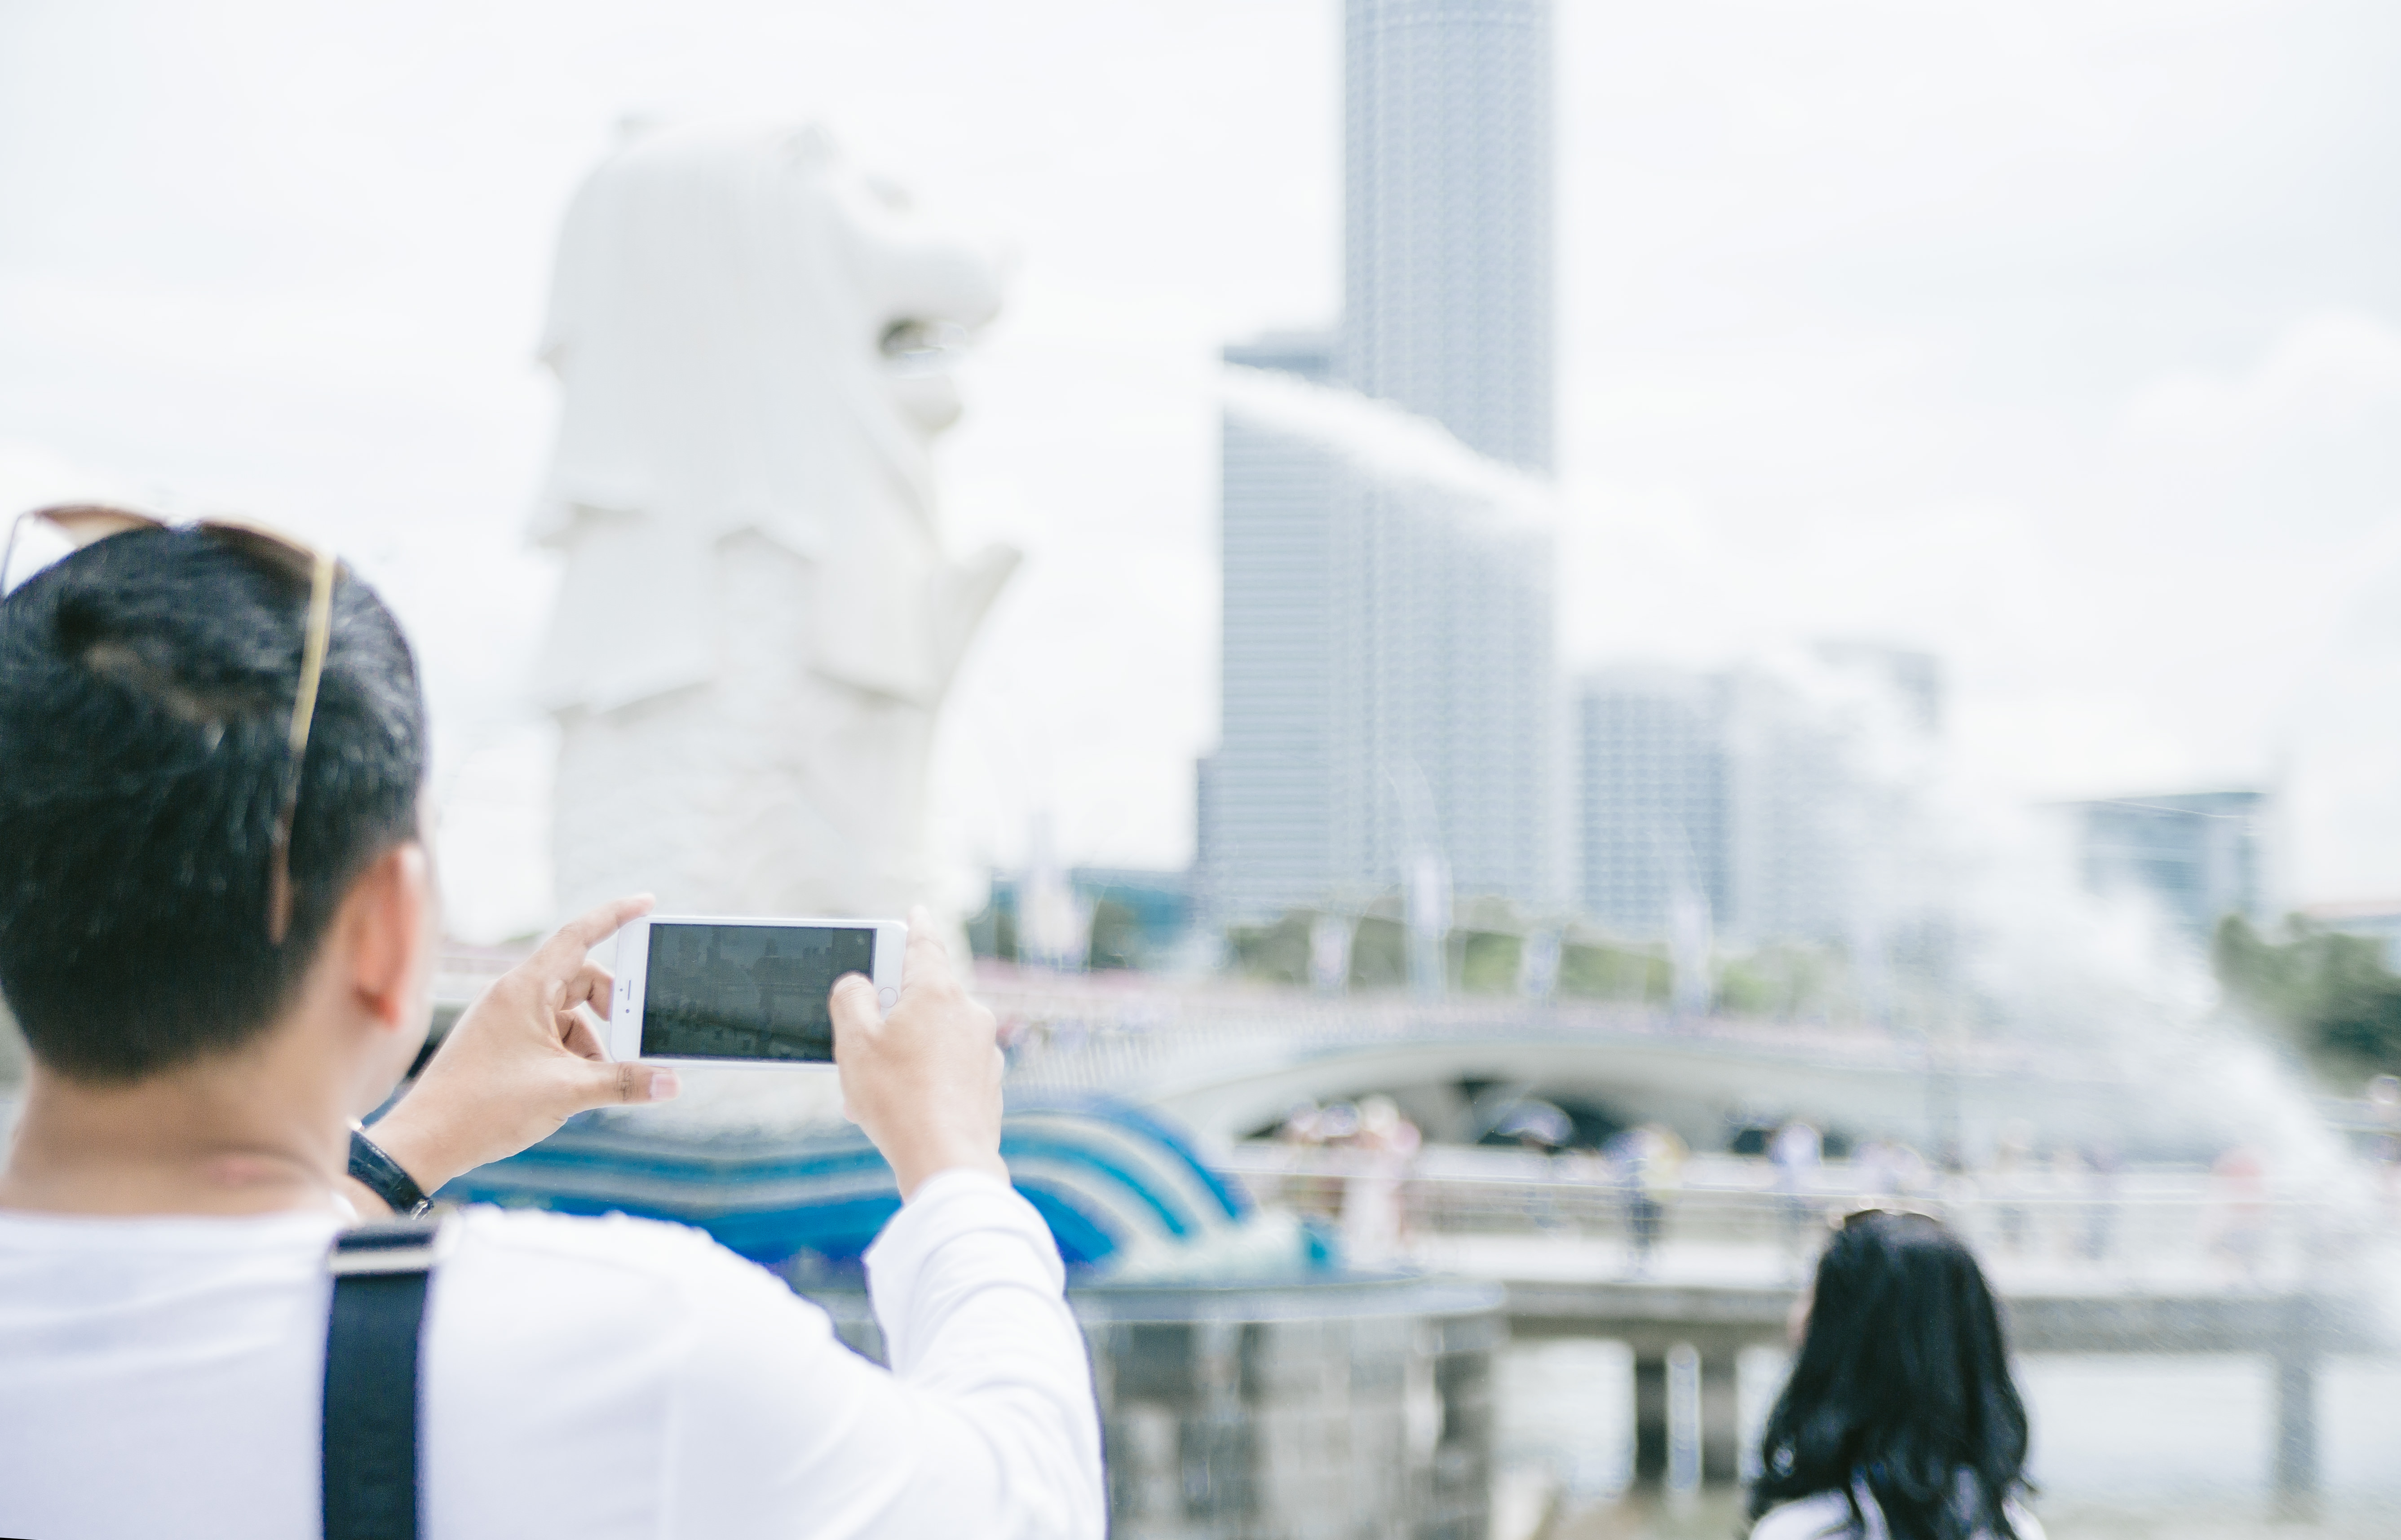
[877,986,899,1010]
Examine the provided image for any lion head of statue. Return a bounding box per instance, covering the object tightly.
[531,120,1010,711]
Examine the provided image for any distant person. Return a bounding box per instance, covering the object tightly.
[1770,1119,1823,1274]
[2368,1076,2401,1228]
[1988,1122,2041,1255]
[2206,1143,2272,1280]
[0,511,1102,1540]
[1751,1209,2043,1540]
[2043,1145,2084,1259]
[1339,1094,1419,1266]
[1610,1124,1684,1275]
[1277,1100,1323,1146]
[2078,1141,2122,1263]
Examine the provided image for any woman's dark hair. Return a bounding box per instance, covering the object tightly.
[0,525,427,1080]
[1750,1212,2031,1540]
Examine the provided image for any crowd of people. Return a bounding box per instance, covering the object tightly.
[1265,1098,2222,1290]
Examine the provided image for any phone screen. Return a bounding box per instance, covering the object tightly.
[640,922,875,1062]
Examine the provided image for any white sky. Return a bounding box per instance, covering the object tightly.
[3,0,2397,940]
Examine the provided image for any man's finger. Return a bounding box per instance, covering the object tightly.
[566,961,615,1018]
[585,1059,677,1108]
[535,893,655,973]
[560,1009,607,1062]
[899,905,955,993]
[828,973,881,1050]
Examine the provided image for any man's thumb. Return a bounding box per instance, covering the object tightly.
[829,974,881,1042]
[597,1060,679,1106]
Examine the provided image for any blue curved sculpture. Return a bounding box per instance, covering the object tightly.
[441,1095,1298,1271]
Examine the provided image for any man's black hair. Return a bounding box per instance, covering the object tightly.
[0,525,427,1080]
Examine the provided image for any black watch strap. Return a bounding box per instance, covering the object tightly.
[347,1128,432,1218]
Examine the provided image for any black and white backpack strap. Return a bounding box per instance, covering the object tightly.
[323,1215,455,1540]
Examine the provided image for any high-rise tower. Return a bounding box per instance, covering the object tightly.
[1342,0,1554,472]
[1201,0,1558,932]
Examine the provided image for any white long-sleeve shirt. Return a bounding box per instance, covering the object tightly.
[0,1171,1105,1540]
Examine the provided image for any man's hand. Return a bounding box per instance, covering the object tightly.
[365,894,678,1197]
[830,906,1008,1199]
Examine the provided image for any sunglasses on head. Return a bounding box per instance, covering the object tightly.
[1830,1200,1946,1232]
[3,503,342,946]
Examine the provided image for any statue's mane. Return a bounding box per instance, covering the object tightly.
[531,121,929,553]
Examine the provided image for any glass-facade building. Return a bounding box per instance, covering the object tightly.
[1574,667,1730,938]
[1573,650,1939,948]
[1343,0,1553,473]
[2065,790,2271,942]
[1202,370,1554,921]
[1200,0,1559,926]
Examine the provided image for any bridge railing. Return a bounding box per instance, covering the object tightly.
[1217,1143,2380,1290]
[977,971,2072,1094]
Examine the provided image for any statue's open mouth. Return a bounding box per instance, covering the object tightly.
[880,318,971,376]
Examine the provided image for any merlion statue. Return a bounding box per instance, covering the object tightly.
[529,120,1015,923]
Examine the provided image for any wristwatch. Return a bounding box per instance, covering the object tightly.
[346,1125,433,1218]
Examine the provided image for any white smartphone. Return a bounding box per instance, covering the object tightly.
[608,914,907,1068]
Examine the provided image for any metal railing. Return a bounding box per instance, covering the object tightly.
[1216,1143,2387,1289]
[979,970,2076,1099]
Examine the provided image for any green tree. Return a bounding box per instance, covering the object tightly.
[2214,914,2401,1078]
[1556,940,1670,1002]
[1457,930,1522,993]
[1717,943,1838,1019]
[1349,916,1407,988]
[1228,912,1314,986]
[1086,898,1144,971]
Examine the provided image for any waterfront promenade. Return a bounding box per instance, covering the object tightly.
[1230,1141,2398,1514]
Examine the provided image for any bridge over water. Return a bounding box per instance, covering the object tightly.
[980,969,2288,1158]
[977,971,2401,1511]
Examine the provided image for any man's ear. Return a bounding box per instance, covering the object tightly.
[345,842,435,1031]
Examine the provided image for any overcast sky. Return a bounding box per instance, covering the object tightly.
[3,0,2397,940]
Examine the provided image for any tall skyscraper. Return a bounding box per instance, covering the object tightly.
[1201,357,1345,918]
[1201,0,1557,930]
[1342,0,1554,471]
[1202,366,1552,922]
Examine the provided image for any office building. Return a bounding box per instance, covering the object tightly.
[1202,367,1553,922]
[1201,375,1346,918]
[1343,0,1554,471]
[1720,670,1867,948]
[1200,0,1558,929]
[1573,652,1939,948]
[2063,789,2272,942]
[1573,666,1730,937]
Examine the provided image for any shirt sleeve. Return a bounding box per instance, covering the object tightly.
[658,1171,1105,1540]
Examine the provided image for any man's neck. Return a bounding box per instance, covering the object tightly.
[0,1047,353,1219]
